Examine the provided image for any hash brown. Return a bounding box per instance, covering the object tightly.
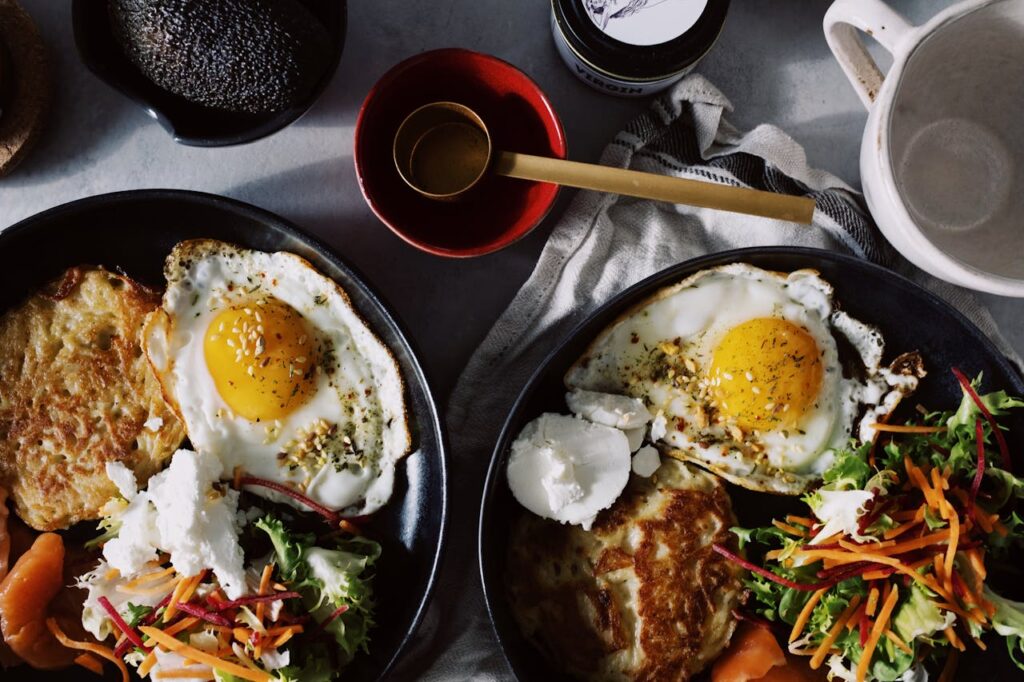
[506,459,744,681]
[0,267,185,530]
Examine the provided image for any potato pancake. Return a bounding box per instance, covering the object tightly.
[506,459,743,681]
[0,267,185,530]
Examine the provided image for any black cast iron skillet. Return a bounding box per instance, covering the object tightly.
[0,189,448,681]
[479,247,1024,681]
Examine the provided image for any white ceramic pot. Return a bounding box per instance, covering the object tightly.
[824,0,1024,296]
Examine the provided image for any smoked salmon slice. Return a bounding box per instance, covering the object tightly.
[712,622,786,682]
[0,532,77,669]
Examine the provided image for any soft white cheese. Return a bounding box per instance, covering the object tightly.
[104,461,138,499]
[624,427,645,453]
[102,449,247,598]
[566,389,653,429]
[538,445,584,511]
[631,445,661,477]
[507,413,631,530]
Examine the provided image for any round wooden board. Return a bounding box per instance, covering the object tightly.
[0,0,49,177]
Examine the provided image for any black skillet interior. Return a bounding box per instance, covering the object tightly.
[479,247,1024,681]
[0,190,448,681]
[71,0,347,147]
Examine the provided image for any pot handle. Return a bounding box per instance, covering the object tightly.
[823,0,914,109]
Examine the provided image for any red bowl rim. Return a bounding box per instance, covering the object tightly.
[354,48,568,259]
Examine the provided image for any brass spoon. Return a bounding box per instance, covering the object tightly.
[393,101,816,224]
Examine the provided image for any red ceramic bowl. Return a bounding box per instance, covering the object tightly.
[354,49,567,258]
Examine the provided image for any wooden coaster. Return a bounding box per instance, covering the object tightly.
[0,0,49,177]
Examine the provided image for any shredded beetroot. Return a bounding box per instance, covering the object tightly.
[968,420,987,517]
[817,561,872,580]
[174,601,232,626]
[210,591,302,611]
[319,604,349,629]
[98,596,148,653]
[859,608,871,646]
[712,544,837,592]
[951,571,968,600]
[238,476,339,523]
[953,367,1012,472]
[140,592,174,627]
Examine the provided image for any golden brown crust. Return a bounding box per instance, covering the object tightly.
[506,460,744,681]
[0,268,186,530]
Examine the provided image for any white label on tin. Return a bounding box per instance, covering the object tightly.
[585,0,709,46]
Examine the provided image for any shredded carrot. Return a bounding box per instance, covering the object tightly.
[786,515,816,528]
[885,629,912,655]
[233,627,252,643]
[154,670,215,680]
[119,578,179,596]
[790,587,828,643]
[140,626,271,682]
[265,624,303,636]
[338,519,362,535]
[994,519,1009,537]
[856,586,900,682]
[972,636,988,651]
[126,565,176,588]
[765,549,784,561]
[973,508,995,533]
[839,538,896,553]
[138,650,159,677]
[159,616,201,640]
[75,652,105,676]
[256,563,274,624]
[862,569,893,581]
[865,587,880,617]
[846,602,865,633]
[810,595,862,669]
[271,629,297,648]
[933,553,946,585]
[883,517,923,540]
[872,529,952,557]
[944,513,960,593]
[796,549,954,602]
[233,466,244,490]
[271,582,288,592]
[873,423,946,434]
[944,626,965,651]
[938,650,959,682]
[46,618,129,682]
[772,520,807,536]
[104,568,121,581]
[163,576,191,622]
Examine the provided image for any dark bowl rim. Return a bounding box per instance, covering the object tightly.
[477,245,1024,679]
[70,1,348,147]
[0,188,450,681]
[353,47,568,259]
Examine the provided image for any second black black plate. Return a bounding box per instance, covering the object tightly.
[0,189,448,681]
[479,247,1024,681]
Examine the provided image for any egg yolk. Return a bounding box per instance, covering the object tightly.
[709,318,823,431]
[203,299,316,422]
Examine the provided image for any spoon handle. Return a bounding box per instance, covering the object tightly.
[494,151,816,224]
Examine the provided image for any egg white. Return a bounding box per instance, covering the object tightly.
[565,264,923,495]
[145,240,410,515]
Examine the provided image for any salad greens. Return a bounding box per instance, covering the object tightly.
[727,373,1024,681]
[255,513,380,675]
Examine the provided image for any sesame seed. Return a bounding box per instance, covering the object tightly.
[752,386,761,394]
[295,356,307,364]
[764,402,776,411]
[226,339,236,348]
[745,371,754,382]
[723,372,734,381]
[247,365,255,377]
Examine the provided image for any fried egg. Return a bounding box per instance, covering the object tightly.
[144,240,410,515]
[565,264,924,494]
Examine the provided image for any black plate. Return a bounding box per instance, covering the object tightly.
[0,190,448,681]
[71,1,346,146]
[479,247,1024,681]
